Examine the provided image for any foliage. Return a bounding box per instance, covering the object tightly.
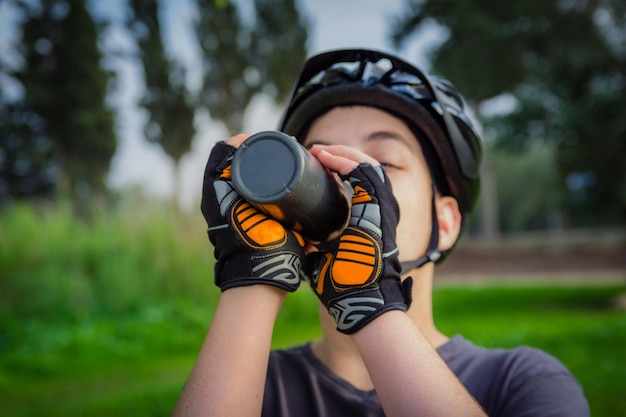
[0,101,56,204]
[0,201,216,320]
[126,0,197,203]
[195,0,250,133]
[390,0,626,228]
[491,141,562,232]
[4,0,117,205]
[195,0,308,134]
[252,0,310,102]
[2,0,309,210]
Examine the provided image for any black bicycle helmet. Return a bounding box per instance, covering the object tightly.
[279,48,482,227]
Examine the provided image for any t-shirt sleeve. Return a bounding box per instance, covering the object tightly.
[495,347,590,417]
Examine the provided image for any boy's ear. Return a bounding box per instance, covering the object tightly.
[435,196,462,252]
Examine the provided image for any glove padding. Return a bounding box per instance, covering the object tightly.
[201,141,305,292]
[306,163,413,334]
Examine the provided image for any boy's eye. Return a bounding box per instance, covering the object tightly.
[380,162,398,170]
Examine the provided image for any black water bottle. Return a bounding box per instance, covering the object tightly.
[231,131,350,242]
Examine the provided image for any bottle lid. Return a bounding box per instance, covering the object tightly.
[231,131,304,204]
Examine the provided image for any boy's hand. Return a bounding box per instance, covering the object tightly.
[201,140,305,292]
[305,163,412,334]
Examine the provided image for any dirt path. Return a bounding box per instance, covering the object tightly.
[435,240,626,284]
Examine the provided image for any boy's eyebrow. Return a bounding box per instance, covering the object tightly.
[367,130,406,143]
[303,130,413,150]
[367,131,417,155]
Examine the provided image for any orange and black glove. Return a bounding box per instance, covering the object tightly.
[305,164,413,334]
[201,141,305,292]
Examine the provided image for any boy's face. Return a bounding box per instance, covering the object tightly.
[303,105,436,263]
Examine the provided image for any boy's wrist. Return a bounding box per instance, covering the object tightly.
[220,284,288,318]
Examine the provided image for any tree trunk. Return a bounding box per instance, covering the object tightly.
[478,146,500,242]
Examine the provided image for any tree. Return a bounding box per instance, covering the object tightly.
[0,101,56,205]
[390,0,626,228]
[125,0,307,207]
[251,0,309,102]
[8,0,117,206]
[126,0,197,206]
[195,0,308,134]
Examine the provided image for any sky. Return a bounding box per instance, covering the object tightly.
[0,0,443,210]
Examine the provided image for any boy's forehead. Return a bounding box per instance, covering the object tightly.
[302,105,423,151]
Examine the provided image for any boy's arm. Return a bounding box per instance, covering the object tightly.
[310,145,486,416]
[352,311,486,417]
[173,135,305,416]
[172,285,284,417]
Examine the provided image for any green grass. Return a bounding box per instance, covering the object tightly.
[1,285,624,417]
[1,203,624,416]
[433,284,626,417]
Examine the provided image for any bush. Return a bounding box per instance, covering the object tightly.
[0,202,217,320]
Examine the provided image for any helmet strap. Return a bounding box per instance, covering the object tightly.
[400,188,441,274]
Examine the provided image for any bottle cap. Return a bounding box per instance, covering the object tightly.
[231,131,304,204]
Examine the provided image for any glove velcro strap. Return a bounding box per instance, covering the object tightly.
[219,277,297,292]
[329,277,413,334]
[216,250,302,293]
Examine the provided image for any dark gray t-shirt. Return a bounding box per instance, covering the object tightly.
[263,335,589,416]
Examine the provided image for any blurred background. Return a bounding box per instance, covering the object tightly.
[0,0,625,416]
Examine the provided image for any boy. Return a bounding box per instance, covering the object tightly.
[173,49,589,416]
